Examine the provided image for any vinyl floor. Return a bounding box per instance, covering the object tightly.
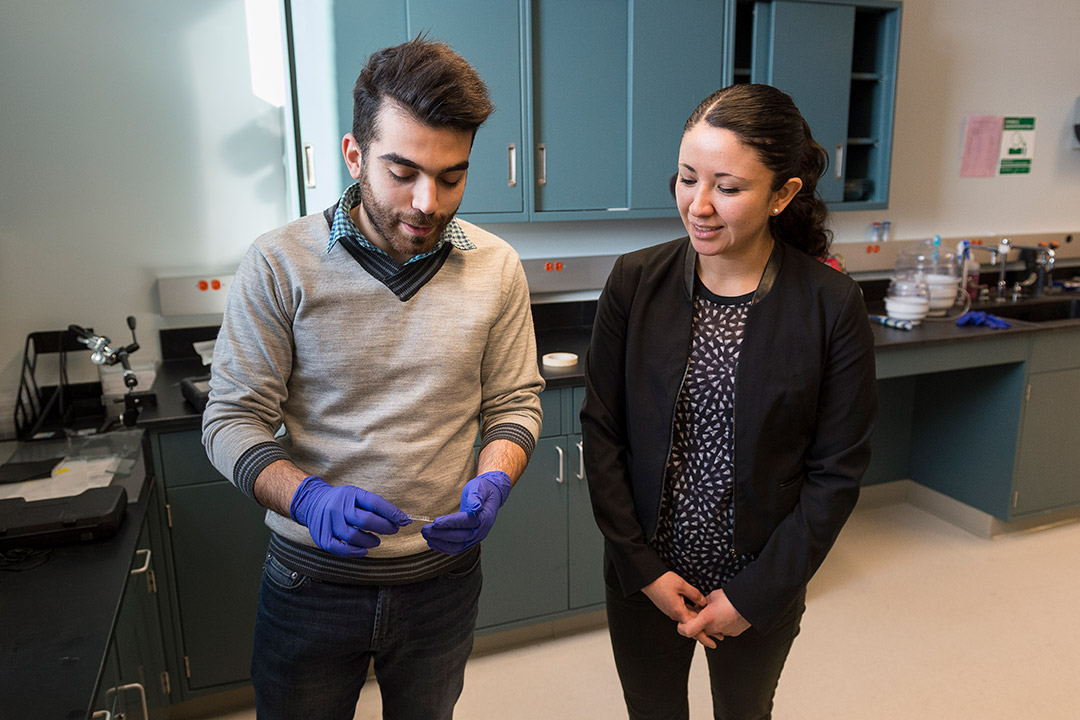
[203,499,1080,719]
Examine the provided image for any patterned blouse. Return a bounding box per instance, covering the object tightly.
[650,278,758,594]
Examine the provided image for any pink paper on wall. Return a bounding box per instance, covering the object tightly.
[960,115,1004,177]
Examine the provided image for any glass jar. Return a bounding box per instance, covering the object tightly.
[885,275,930,323]
[895,239,961,316]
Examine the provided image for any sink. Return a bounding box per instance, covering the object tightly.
[973,296,1080,323]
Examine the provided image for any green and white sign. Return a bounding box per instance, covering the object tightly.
[999,116,1035,174]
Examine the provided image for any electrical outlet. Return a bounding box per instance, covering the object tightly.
[158,275,233,316]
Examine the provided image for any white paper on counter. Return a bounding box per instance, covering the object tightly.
[0,456,121,502]
[193,339,216,365]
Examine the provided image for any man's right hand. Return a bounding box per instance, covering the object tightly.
[641,571,717,649]
[289,476,410,558]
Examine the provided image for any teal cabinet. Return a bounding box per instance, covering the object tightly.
[757,1,855,203]
[150,429,271,698]
[285,0,730,222]
[1013,330,1080,516]
[476,435,570,627]
[476,386,605,630]
[628,0,729,214]
[527,0,730,220]
[735,0,901,209]
[871,326,1080,522]
[93,484,170,719]
[529,0,628,214]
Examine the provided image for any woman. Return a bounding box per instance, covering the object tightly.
[581,84,877,719]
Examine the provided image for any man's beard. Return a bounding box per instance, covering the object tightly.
[359,169,454,261]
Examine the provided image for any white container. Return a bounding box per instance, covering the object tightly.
[885,276,930,324]
[924,273,962,316]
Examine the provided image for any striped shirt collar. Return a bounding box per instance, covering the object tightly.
[326,182,475,262]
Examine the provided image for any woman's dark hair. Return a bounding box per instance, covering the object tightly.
[685,84,832,258]
[352,36,494,153]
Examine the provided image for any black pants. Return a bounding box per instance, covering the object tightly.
[606,578,805,720]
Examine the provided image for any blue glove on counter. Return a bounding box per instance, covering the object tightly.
[289,476,410,558]
[421,471,512,555]
[956,311,1011,329]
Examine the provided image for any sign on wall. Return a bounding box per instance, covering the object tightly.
[960,115,1037,177]
[998,117,1036,174]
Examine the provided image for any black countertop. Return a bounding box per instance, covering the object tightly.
[136,357,212,431]
[139,300,1080,430]
[866,301,1076,349]
[0,431,151,720]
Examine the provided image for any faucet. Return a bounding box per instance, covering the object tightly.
[1013,243,1057,298]
[963,238,1012,301]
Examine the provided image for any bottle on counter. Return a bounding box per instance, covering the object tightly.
[957,240,981,301]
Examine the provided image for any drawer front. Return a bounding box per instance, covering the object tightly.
[1030,328,1080,373]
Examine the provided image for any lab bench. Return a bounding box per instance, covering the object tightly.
[0,430,168,719]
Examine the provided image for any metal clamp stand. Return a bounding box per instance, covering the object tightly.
[69,316,156,428]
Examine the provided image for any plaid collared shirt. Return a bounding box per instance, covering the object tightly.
[325,183,475,301]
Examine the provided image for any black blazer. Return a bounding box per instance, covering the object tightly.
[581,237,877,633]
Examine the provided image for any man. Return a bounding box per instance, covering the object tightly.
[203,37,544,719]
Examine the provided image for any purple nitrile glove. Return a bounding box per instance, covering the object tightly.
[421,471,512,555]
[289,476,410,558]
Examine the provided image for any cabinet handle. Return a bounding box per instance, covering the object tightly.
[834,143,844,180]
[91,712,111,720]
[303,143,316,188]
[537,143,547,186]
[576,441,584,481]
[105,682,148,720]
[555,444,564,484]
[507,143,517,187]
[130,548,151,575]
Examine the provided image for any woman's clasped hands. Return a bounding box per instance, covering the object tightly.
[642,571,751,649]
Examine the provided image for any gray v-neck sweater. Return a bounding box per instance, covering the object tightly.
[203,212,544,574]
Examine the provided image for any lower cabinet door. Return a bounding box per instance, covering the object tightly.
[1014,368,1080,516]
[567,433,605,609]
[167,481,271,691]
[476,436,569,628]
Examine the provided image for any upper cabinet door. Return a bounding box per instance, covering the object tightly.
[288,0,526,220]
[743,0,901,209]
[758,0,855,203]
[530,0,629,214]
[629,0,728,213]
[408,0,526,218]
[289,0,407,216]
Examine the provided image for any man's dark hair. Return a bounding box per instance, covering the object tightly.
[351,36,494,153]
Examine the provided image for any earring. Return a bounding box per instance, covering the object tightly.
[772,208,780,215]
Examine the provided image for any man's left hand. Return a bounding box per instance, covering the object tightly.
[421,471,512,554]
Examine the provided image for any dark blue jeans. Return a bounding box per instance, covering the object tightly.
[606,579,805,720]
[251,549,482,720]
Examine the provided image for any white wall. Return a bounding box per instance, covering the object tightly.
[2,0,1079,437]
[0,0,288,434]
